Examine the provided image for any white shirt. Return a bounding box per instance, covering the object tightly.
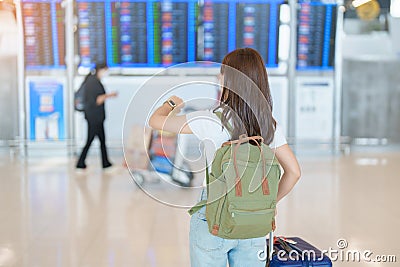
[186,110,287,163]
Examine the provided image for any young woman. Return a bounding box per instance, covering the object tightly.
[76,63,118,170]
[149,48,301,267]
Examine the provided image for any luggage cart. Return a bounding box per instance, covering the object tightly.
[130,129,195,187]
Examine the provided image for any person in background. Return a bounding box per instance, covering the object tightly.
[76,63,118,171]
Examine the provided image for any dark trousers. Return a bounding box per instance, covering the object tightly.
[77,121,111,168]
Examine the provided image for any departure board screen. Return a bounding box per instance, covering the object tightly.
[76,0,107,67]
[22,0,65,69]
[154,1,192,65]
[197,0,282,67]
[109,1,148,66]
[201,1,230,63]
[75,0,284,68]
[77,0,197,68]
[297,1,337,70]
[236,2,280,67]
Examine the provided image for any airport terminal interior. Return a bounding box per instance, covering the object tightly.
[1,0,400,266]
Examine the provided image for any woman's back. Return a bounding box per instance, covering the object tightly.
[84,74,106,124]
[186,109,286,164]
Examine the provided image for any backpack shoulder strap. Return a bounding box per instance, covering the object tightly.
[188,200,207,215]
[188,158,210,216]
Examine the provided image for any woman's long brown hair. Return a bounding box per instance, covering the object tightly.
[216,48,276,145]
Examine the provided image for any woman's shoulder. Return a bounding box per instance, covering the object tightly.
[186,109,219,121]
[270,122,287,148]
[86,75,103,89]
[85,75,97,85]
[186,109,229,141]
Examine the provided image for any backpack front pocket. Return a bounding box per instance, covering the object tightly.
[222,202,275,239]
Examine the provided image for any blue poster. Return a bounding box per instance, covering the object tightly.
[29,80,65,140]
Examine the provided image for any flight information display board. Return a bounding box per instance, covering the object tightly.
[236,2,280,67]
[77,0,197,68]
[198,0,282,67]
[297,1,337,70]
[77,0,107,67]
[21,0,65,69]
[201,1,231,63]
[109,1,147,65]
[76,0,283,68]
[153,1,195,66]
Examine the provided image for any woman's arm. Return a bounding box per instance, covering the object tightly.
[96,92,118,105]
[274,144,301,203]
[148,96,193,134]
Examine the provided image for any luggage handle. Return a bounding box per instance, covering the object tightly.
[264,231,274,267]
[268,231,274,261]
[268,232,301,261]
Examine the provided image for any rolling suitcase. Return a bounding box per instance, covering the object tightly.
[266,231,332,267]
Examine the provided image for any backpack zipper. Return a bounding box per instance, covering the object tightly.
[212,194,227,236]
[231,208,274,217]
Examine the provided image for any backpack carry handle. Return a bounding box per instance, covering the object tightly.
[222,134,264,146]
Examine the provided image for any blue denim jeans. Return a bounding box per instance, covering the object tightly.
[189,190,267,267]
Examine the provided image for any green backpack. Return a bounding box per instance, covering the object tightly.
[189,134,281,239]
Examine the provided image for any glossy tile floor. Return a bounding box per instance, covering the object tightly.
[0,149,399,267]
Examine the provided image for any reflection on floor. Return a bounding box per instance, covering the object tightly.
[0,151,399,267]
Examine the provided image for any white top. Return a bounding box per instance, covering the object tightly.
[186,110,287,163]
